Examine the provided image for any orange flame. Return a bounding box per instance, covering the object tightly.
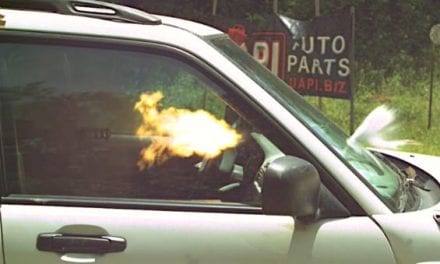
[134,91,242,169]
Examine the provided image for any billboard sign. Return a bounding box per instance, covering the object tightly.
[212,9,354,99]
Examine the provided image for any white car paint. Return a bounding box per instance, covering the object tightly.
[373,208,440,264]
[2,204,398,264]
[2,205,294,264]
[369,148,440,263]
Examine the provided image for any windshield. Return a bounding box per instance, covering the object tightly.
[210,36,405,212]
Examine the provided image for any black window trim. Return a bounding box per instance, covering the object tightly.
[2,194,262,214]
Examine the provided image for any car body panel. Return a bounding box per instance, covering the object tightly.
[288,217,396,264]
[373,209,440,264]
[1,204,396,264]
[1,9,222,37]
[368,149,440,263]
[1,204,293,264]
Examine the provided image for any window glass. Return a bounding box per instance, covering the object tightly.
[0,41,264,206]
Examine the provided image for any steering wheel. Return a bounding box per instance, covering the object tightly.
[196,132,285,205]
[197,110,244,181]
[197,148,240,180]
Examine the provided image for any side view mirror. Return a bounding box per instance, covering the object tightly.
[262,156,320,218]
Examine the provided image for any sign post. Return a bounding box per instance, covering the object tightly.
[212,0,218,16]
[273,0,278,13]
[428,24,440,129]
[315,0,323,111]
[204,0,219,109]
[349,7,355,134]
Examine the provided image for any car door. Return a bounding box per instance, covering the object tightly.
[0,31,296,264]
[0,31,395,264]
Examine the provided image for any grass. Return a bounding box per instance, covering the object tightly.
[304,65,440,156]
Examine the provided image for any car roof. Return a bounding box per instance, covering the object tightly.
[158,15,223,37]
[0,7,223,39]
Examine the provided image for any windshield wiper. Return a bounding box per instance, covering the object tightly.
[374,152,430,191]
[399,166,430,191]
[371,151,427,211]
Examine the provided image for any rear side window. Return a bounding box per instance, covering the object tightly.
[0,39,265,206]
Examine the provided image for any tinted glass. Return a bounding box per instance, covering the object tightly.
[0,41,263,205]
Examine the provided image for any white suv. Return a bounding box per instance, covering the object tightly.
[0,1,439,263]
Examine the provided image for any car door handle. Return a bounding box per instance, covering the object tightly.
[37,233,126,254]
[434,213,440,225]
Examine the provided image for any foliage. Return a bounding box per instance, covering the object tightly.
[306,60,440,156]
[109,0,440,155]
[113,0,440,72]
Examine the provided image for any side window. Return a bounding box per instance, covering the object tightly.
[0,40,266,206]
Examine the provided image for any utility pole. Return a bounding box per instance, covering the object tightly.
[204,0,219,109]
[273,0,278,13]
[428,24,440,129]
[315,0,320,17]
[212,0,218,16]
[315,0,323,110]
